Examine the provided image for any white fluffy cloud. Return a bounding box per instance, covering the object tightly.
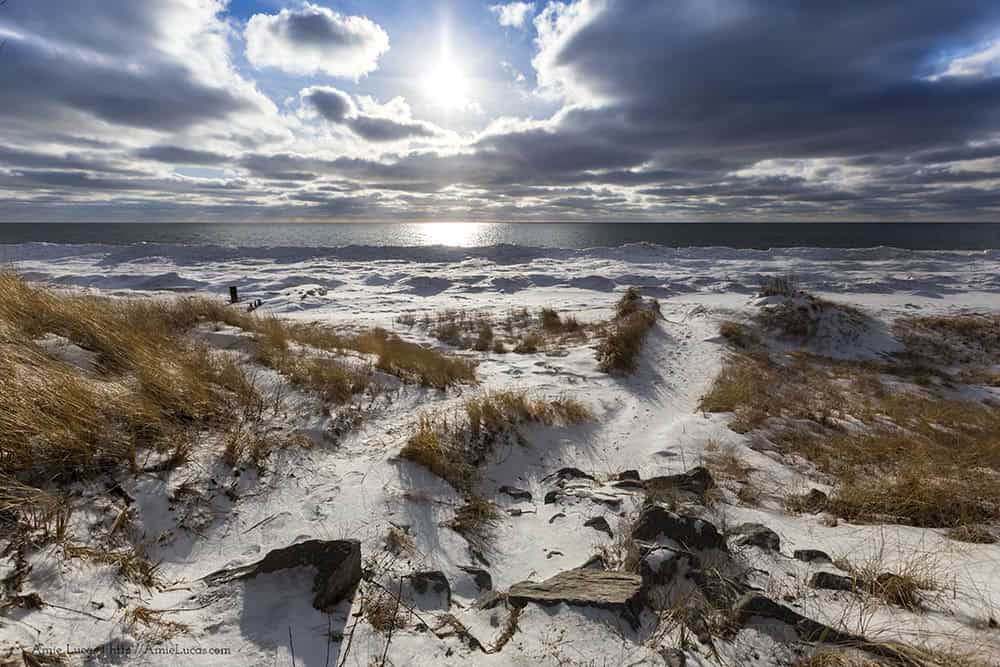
[244,3,389,79]
[490,2,535,28]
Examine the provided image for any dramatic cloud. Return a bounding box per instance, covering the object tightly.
[300,87,443,142]
[244,4,389,78]
[5,0,1000,221]
[490,2,534,28]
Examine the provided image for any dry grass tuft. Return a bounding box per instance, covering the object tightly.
[447,496,503,550]
[946,524,996,544]
[400,390,591,494]
[596,287,659,374]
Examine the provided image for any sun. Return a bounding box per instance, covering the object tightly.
[423,61,470,111]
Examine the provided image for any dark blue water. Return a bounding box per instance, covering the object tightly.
[0,222,998,250]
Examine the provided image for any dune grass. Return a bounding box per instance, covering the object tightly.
[596,287,659,374]
[400,390,591,494]
[412,305,592,355]
[701,313,1000,529]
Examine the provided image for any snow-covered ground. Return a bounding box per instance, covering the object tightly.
[2,243,999,666]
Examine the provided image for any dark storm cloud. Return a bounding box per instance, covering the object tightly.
[135,146,231,166]
[537,0,1000,162]
[0,39,253,132]
[348,116,438,142]
[0,146,138,174]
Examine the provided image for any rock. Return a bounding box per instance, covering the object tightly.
[659,648,687,667]
[809,571,856,592]
[638,547,700,610]
[618,470,641,481]
[407,570,452,610]
[732,593,856,643]
[543,467,596,484]
[544,491,560,504]
[499,485,532,502]
[508,569,645,627]
[204,539,361,611]
[644,466,715,497]
[459,566,492,592]
[584,516,614,538]
[580,554,608,570]
[612,479,645,490]
[732,523,781,552]
[548,512,566,523]
[631,506,726,552]
[793,549,831,563]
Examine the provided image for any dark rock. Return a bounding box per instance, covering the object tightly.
[618,470,641,481]
[809,571,856,592]
[732,593,856,643]
[508,569,645,627]
[584,516,614,538]
[548,512,566,523]
[543,467,596,484]
[658,648,687,667]
[544,491,560,504]
[732,523,781,552]
[793,549,831,563]
[612,479,646,490]
[631,506,726,552]
[499,485,532,502]
[580,554,608,570]
[459,566,492,592]
[204,539,361,611]
[644,466,715,497]
[408,570,452,610]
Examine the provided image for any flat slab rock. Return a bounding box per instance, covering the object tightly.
[204,539,361,611]
[507,568,644,624]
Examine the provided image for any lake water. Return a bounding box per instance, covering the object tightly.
[0,222,998,250]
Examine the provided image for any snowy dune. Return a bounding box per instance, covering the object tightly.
[2,243,999,666]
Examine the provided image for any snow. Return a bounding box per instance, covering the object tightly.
[2,242,999,665]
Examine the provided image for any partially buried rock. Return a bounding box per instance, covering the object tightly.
[809,571,856,592]
[459,566,493,592]
[793,549,831,563]
[203,539,361,611]
[644,466,715,498]
[406,570,452,610]
[499,485,532,502]
[732,523,781,552]
[508,568,645,628]
[631,505,726,552]
[543,467,596,484]
[732,593,856,643]
[617,470,641,481]
[584,516,614,538]
[544,490,560,505]
[580,554,608,570]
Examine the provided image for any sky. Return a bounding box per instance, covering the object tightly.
[3,1,1000,222]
